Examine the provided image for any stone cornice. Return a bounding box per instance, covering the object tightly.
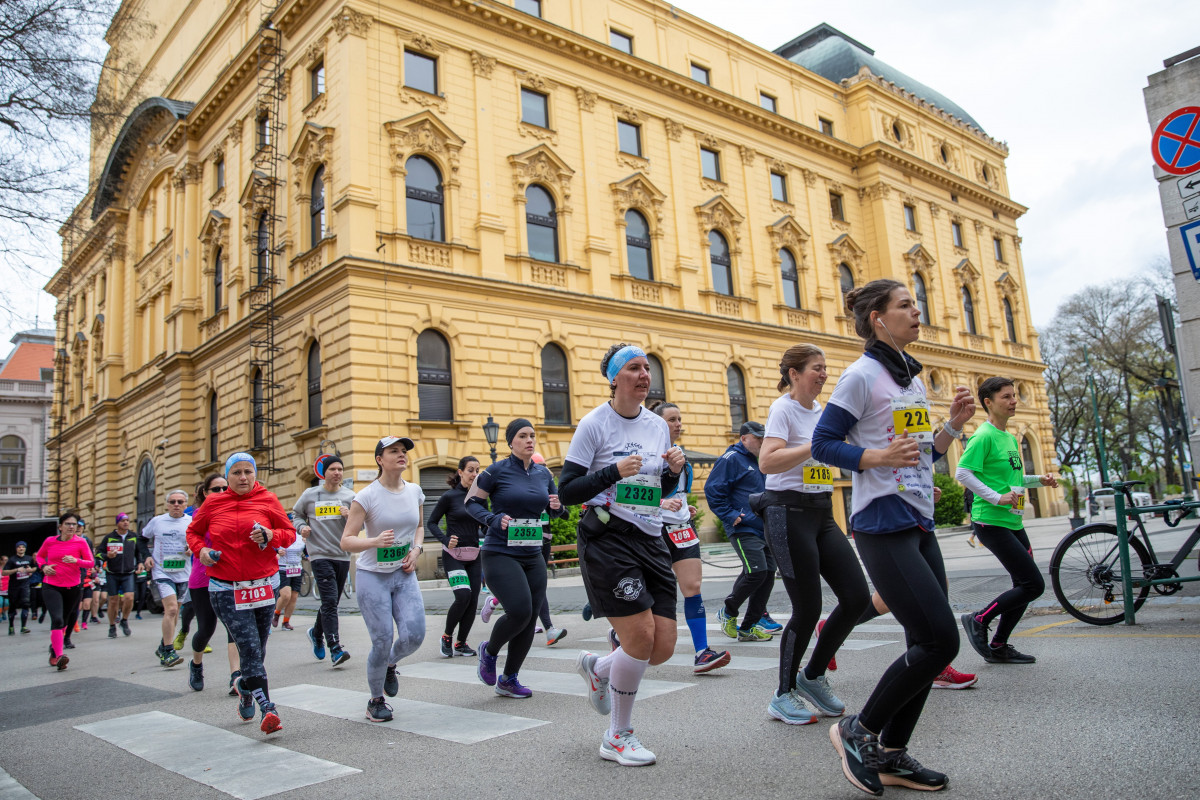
[185,31,270,141]
[858,145,1028,220]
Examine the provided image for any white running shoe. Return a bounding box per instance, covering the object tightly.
[599,728,657,766]
[575,650,610,714]
[480,595,499,623]
[545,626,567,646]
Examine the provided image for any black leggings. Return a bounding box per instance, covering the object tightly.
[538,539,553,629]
[481,550,547,676]
[42,584,82,631]
[855,527,958,749]
[973,523,1044,644]
[210,589,274,705]
[765,500,870,696]
[442,552,482,641]
[179,599,195,634]
[311,559,350,649]
[190,586,233,655]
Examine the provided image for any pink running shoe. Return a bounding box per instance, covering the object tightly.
[932,664,978,689]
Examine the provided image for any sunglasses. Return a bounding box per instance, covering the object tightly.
[167,499,187,505]
[208,486,228,492]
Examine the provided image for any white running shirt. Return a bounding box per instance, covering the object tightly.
[352,479,425,574]
[764,394,833,494]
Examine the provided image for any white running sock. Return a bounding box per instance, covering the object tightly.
[606,648,649,737]
[594,647,618,679]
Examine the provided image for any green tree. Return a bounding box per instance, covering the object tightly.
[933,473,965,527]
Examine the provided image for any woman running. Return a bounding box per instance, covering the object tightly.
[812,279,975,794]
[958,377,1057,664]
[759,344,870,724]
[650,401,730,674]
[467,420,568,698]
[341,436,427,722]
[427,456,483,658]
[36,511,93,670]
[187,453,294,734]
[184,474,241,693]
[175,474,228,652]
[564,343,686,767]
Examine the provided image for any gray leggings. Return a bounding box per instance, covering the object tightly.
[356,568,426,698]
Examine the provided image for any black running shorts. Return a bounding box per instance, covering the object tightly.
[276,572,303,593]
[577,507,677,620]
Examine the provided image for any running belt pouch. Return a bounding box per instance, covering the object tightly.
[758,490,832,510]
[444,546,480,562]
[580,506,641,537]
[748,492,767,515]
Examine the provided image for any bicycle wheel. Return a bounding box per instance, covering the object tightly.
[299,570,312,598]
[1049,523,1152,625]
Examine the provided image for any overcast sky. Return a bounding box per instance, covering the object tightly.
[2,0,1198,352]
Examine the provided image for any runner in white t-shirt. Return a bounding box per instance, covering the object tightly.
[271,531,306,631]
[144,490,193,669]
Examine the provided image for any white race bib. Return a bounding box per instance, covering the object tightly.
[232,579,274,610]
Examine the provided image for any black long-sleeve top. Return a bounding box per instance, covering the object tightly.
[427,485,483,549]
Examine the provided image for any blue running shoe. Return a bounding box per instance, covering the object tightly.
[477,640,497,686]
[795,670,846,717]
[768,689,818,725]
[307,627,325,661]
[495,673,532,698]
[236,678,255,722]
[581,602,593,621]
[758,613,784,635]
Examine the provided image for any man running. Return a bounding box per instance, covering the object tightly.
[143,490,194,667]
[4,542,35,634]
[95,513,149,638]
[294,454,355,666]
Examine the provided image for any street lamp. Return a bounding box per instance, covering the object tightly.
[482,415,500,464]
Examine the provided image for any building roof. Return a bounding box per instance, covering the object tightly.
[0,340,55,382]
[775,24,984,132]
[91,97,194,220]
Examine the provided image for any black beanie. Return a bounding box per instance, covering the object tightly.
[506,418,534,445]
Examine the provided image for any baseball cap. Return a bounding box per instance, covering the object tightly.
[375,436,415,457]
[739,421,766,437]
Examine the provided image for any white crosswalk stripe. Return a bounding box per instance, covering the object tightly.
[582,636,898,650]
[74,710,359,800]
[0,766,39,800]
[396,662,695,698]
[525,647,776,671]
[271,684,548,743]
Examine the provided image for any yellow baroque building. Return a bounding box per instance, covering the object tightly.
[48,0,1062,541]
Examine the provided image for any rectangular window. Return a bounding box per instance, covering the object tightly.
[40,368,54,382]
[818,117,834,136]
[903,204,917,232]
[256,113,270,150]
[759,92,777,113]
[770,172,788,203]
[994,237,1004,262]
[215,157,225,191]
[610,29,632,54]
[617,120,641,157]
[951,221,964,248]
[310,60,325,101]
[515,0,541,16]
[830,192,845,221]
[700,147,721,181]
[690,63,710,84]
[521,88,549,128]
[404,50,438,95]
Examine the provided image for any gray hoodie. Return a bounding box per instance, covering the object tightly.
[292,485,356,561]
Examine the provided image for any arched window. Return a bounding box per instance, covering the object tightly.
[255,214,270,284]
[839,263,854,302]
[727,364,747,432]
[310,166,326,247]
[914,273,931,325]
[525,185,558,263]
[647,354,666,404]
[417,329,453,420]
[136,459,156,531]
[962,286,977,335]
[0,436,26,486]
[212,247,224,313]
[625,209,653,281]
[780,248,800,309]
[541,343,570,425]
[307,343,323,429]
[208,393,219,463]
[251,369,264,449]
[1004,297,1018,342]
[406,156,444,242]
[709,230,732,296]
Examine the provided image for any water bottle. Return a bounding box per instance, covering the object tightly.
[209,550,222,563]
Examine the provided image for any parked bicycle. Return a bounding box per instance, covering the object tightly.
[298,554,354,600]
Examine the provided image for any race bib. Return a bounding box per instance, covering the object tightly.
[232,579,274,610]
[615,473,662,511]
[801,460,834,493]
[666,524,699,547]
[314,502,343,518]
[890,396,932,442]
[377,542,411,564]
[507,519,544,547]
[446,569,471,589]
[285,564,302,577]
[106,543,122,558]
[162,557,187,571]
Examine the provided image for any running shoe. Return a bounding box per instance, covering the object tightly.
[794,670,846,717]
[120,619,131,637]
[575,650,611,714]
[81,622,88,630]
[986,643,1036,664]
[599,728,656,767]
[768,689,817,725]
[932,665,978,690]
[49,654,69,671]
[330,648,350,667]
[6,628,12,636]
[259,703,282,735]
[64,641,75,649]
[607,628,620,651]
[737,626,772,642]
[204,645,212,653]
[384,665,399,697]
[480,595,499,623]
[281,621,294,631]
[693,648,731,674]
[236,678,255,721]
[20,627,30,634]
[135,613,143,620]
[960,613,991,661]
[454,641,477,657]
[817,619,837,672]
[440,634,453,658]
[829,713,882,796]
[717,607,737,639]
[272,612,281,628]
[74,621,80,633]
[581,602,593,621]
[108,625,117,639]
[545,626,567,646]
[38,612,45,624]
[477,640,497,685]
[534,625,544,634]
[189,661,204,692]
[877,747,948,791]
[229,670,242,697]
[366,697,393,722]
[159,648,184,668]
[307,627,326,660]
[758,613,784,635]
[172,631,187,652]
[495,674,532,698]
[966,535,978,549]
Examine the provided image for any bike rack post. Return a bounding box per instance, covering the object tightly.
[1112,489,1138,625]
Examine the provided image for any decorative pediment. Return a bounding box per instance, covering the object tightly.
[396,29,447,55]
[767,216,810,267]
[90,314,104,336]
[71,331,87,354]
[695,195,744,237]
[611,173,666,226]
[288,122,335,190]
[953,257,981,287]
[198,210,231,267]
[383,111,465,186]
[828,233,866,269]
[509,144,574,204]
[238,172,278,243]
[903,243,936,273]
[995,270,1020,295]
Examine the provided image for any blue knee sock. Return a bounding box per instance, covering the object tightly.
[684,594,708,653]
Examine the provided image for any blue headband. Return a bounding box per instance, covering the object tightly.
[224,452,256,477]
[606,346,647,383]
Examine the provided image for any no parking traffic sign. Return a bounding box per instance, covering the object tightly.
[1153,107,1200,175]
